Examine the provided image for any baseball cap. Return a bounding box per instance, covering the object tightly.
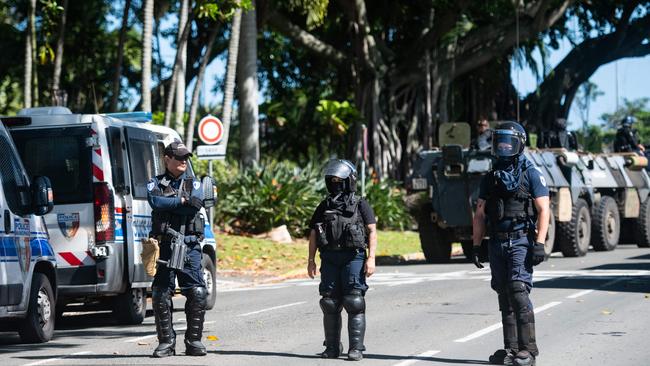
[164,140,192,158]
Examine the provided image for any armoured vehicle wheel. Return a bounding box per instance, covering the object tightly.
[591,196,620,251]
[18,273,55,343]
[114,287,146,325]
[636,198,650,248]
[417,205,451,263]
[543,210,556,258]
[557,198,591,257]
[202,254,217,310]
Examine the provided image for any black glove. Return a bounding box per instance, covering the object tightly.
[532,242,546,265]
[472,246,484,269]
[188,196,203,209]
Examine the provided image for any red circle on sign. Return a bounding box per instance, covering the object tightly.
[198,116,224,145]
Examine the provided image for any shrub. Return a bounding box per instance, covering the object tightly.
[362,179,412,231]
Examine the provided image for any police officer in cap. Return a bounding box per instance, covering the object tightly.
[307,159,378,361]
[537,118,578,150]
[472,122,550,366]
[147,140,207,357]
[614,116,644,154]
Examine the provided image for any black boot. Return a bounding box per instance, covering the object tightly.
[513,350,536,366]
[152,288,176,358]
[184,287,207,356]
[508,281,538,366]
[343,292,366,361]
[490,294,518,365]
[319,297,343,358]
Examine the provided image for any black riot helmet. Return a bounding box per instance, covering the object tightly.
[491,121,527,159]
[554,118,567,131]
[323,159,357,194]
[621,115,636,127]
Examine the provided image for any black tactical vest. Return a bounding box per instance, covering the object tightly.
[151,176,205,238]
[315,195,367,250]
[485,168,536,232]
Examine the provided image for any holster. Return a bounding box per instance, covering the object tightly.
[157,226,187,270]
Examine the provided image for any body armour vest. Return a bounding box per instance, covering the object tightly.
[151,176,205,238]
[485,163,536,232]
[316,194,367,250]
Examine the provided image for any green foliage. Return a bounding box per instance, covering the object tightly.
[363,179,412,231]
[315,99,361,135]
[287,0,329,29]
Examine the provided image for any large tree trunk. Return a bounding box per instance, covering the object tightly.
[237,2,260,166]
[52,0,68,100]
[141,0,153,112]
[174,0,190,137]
[23,0,35,108]
[110,0,130,112]
[163,13,193,127]
[186,24,219,151]
[30,0,38,107]
[221,8,242,154]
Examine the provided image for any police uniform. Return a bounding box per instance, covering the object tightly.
[147,142,207,358]
[614,124,641,153]
[537,119,578,150]
[476,122,548,366]
[310,159,375,361]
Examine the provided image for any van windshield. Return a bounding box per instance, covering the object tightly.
[11,126,93,204]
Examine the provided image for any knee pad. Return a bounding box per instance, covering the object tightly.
[184,286,207,308]
[320,297,342,314]
[342,294,365,314]
[497,292,511,312]
[152,287,171,303]
[508,281,532,320]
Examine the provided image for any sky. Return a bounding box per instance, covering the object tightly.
[151,13,650,132]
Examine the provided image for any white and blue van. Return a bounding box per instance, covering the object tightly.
[0,117,56,343]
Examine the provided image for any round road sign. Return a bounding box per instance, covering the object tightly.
[197,115,224,145]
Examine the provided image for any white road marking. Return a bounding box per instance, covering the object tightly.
[237,301,306,317]
[23,351,92,366]
[454,301,562,343]
[124,321,216,343]
[392,350,441,366]
[567,289,594,299]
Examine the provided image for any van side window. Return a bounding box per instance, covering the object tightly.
[125,128,163,199]
[0,135,30,213]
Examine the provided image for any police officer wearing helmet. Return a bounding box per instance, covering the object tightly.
[147,141,207,357]
[472,122,550,366]
[307,159,378,361]
[614,116,644,154]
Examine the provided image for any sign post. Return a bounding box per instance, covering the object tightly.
[196,115,226,222]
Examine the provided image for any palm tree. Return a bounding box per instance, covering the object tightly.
[52,0,68,101]
[237,1,259,166]
[186,24,219,150]
[110,0,131,112]
[220,8,242,150]
[141,0,153,112]
[174,0,190,137]
[24,0,37,108]
[163,13,193,127]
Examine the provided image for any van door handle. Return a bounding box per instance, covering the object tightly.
[4,210,10,233]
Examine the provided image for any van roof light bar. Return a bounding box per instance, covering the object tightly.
[103,111,152,123]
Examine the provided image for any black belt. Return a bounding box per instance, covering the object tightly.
[491,230,528,240]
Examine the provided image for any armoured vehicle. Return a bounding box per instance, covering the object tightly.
[407,122,571,263]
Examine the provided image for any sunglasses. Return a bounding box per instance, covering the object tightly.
[330,177,344,183]
[172,155,189,162]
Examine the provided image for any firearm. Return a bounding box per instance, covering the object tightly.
[156,224,187,270]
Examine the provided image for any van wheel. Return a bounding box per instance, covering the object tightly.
[557,198,591,257]
[591,196,620,251]
[544,210,556,259]
[114,287,146,325]
[417,204,451,263]
[636,198,650,248]
[18,273,55,343]
[202,254,217,310]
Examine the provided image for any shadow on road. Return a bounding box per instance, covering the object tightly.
[535,275,650,294]
[627,253,650,260]
[214,350,490,364]
[213,350,321,359]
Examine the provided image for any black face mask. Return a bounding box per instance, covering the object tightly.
[326,178,345,195]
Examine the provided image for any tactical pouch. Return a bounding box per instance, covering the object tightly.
[316,223,329,247]
[486,197,505,222]
[188,212,206,235]
[345,223,367,249]
[141,237,160,276]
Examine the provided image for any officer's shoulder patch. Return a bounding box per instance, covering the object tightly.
[193,181,201,190]
[534,167,543,173]
[539,175,547,187]
[147,181,156,192]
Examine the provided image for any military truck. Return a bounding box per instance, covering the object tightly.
[407,122,571,263]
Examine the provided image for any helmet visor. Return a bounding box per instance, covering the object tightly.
[492,130,523,158]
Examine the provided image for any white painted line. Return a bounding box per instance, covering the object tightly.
[124,321,216,343]
[454,301,562,343]
[393,350,441,366]
[23,351,92,366]
[567,289,594,299]
[237,301,306,317]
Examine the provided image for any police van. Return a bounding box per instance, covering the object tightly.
[0,118,56,343]
[4,107,217,325]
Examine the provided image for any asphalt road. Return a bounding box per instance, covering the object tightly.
[2,245,650,366]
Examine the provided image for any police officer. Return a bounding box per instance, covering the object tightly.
[472,122,550,366]
[472,118,493,151]
[307,159,377,361]
[614,116,644,154]
[537,118,578,150]
[147,141,207,358]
